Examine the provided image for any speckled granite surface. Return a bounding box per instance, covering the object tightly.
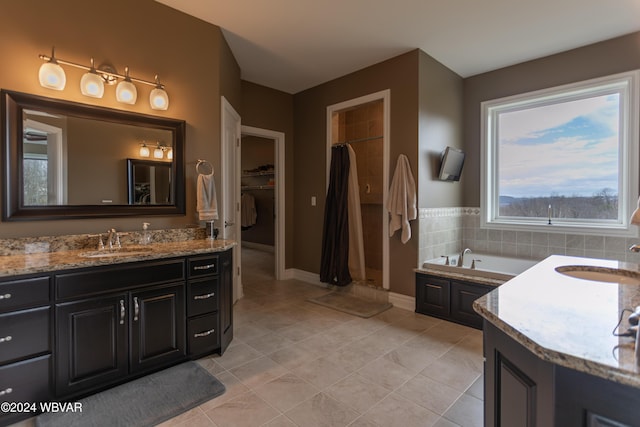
[414,267,505,287]
[473,255,640,389]
[0,229,235,278]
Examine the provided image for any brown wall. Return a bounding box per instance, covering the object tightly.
[419,51,464,208]
[293,50,419,295]
[240,81,294,267]
[463,32,640,206]
[0,0,240,237]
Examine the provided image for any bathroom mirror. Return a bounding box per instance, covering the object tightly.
[1,90,185,220]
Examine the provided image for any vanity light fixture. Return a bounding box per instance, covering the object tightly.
[153,143,164,159]
[631,196,640,225]
[167,148,173,160]
[38,47,170,109]
[139,143,150,158]
[80,58,104,98]
[38,47,66,91]
[116,67,137,105]
[150,75,169,111]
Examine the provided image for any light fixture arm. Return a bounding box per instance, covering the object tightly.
[39,49,160,88]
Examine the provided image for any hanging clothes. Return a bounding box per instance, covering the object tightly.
[346,144,366,281]
[387,154,417,243]
[320,145,352,286]
[241,193,257,227]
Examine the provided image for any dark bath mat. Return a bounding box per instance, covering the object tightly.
[308,292,392,318]
[36,361,225,427]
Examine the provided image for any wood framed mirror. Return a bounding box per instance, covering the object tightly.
[1,90,185,220]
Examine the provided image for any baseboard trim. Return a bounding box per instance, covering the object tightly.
[285,268,325,287]
[389,292,415,311]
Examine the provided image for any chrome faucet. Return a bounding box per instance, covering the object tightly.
[630,244,640,253]
[458,248,473,267]
[106,228,121,250]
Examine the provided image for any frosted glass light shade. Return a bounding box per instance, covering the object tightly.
[80,71,104,98]
[631,196,640,225]
[153,146,164,159]
[150,87,169,110]
[38,62,66,90]
[167,148,173,160]
[139,144,150,158]
[116,79,137,104]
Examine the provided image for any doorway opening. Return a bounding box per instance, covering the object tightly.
[240,126,285,281]
[326,90,390,289]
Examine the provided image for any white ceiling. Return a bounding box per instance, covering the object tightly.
[155,0,640,94]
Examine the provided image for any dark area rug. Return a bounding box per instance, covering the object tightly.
[308,292,392,318]
[36,361,225,427]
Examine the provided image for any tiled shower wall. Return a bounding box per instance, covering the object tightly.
[418,207,640,265]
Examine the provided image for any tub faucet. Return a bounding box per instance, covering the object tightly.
[630,244,640,253]
[458,248,473,267]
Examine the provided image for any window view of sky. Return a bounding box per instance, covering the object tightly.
[498,93,620,198]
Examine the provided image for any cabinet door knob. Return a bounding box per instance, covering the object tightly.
[0,335,12,343]
[193,292,215,300]
[0,388,13,396]
[193,329,215,338]
[0,293,11,300]
[119,300,125,325]
[133,297,139,322]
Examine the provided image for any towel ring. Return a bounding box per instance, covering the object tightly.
[196,159,214,175]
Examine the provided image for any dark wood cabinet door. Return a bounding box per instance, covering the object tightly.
[130,284,185,374]
[450,280,491,329]
[219,249,233,354]
[415,274,450,318]
[55,294,128,397]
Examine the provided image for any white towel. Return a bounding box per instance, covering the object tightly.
[387,154,417,244]
[241,193,257,227]
[196,174,218,221]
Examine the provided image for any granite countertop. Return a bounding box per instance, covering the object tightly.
[473,254,640,389]
[0,239,236,278]
[414,267,506,287]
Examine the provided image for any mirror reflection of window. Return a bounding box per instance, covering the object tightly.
[23,116,66,206]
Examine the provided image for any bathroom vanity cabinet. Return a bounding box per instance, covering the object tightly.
[0,247,233,426]
[415,272,493,329]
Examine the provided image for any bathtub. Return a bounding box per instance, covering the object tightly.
[422,252,539,281]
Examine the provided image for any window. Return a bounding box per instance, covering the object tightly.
[481,71,639,235]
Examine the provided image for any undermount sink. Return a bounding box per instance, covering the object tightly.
[555,265,640,285]
[79,247,153,258]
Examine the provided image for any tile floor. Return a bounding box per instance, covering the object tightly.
[12,247,484,427]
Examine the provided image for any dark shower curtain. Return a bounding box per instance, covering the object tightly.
[320,145,352,286]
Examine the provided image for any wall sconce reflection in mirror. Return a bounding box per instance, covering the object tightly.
[139,141,172,160]
[38,47,169,110]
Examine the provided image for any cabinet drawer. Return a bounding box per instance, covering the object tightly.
[56,259,185,300]
[0,355,50,406]
[0,307,50,364]
[0,276,50,313]
[188,256,218,278]
[188,314,219,357]
[450,281,492,329]
[188,278,219,317]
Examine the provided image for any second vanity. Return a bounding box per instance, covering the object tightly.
[474,255,640,427]
[0,238,234,427]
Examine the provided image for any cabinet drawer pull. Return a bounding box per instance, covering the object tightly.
[193,328,215,338]
[133,297,139,322]
[193,264,215,271]
[0,335,12,343]
[0,388,12,396]
[0,293,11,300]
[119,300,125,325]
[193,292,215,300]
